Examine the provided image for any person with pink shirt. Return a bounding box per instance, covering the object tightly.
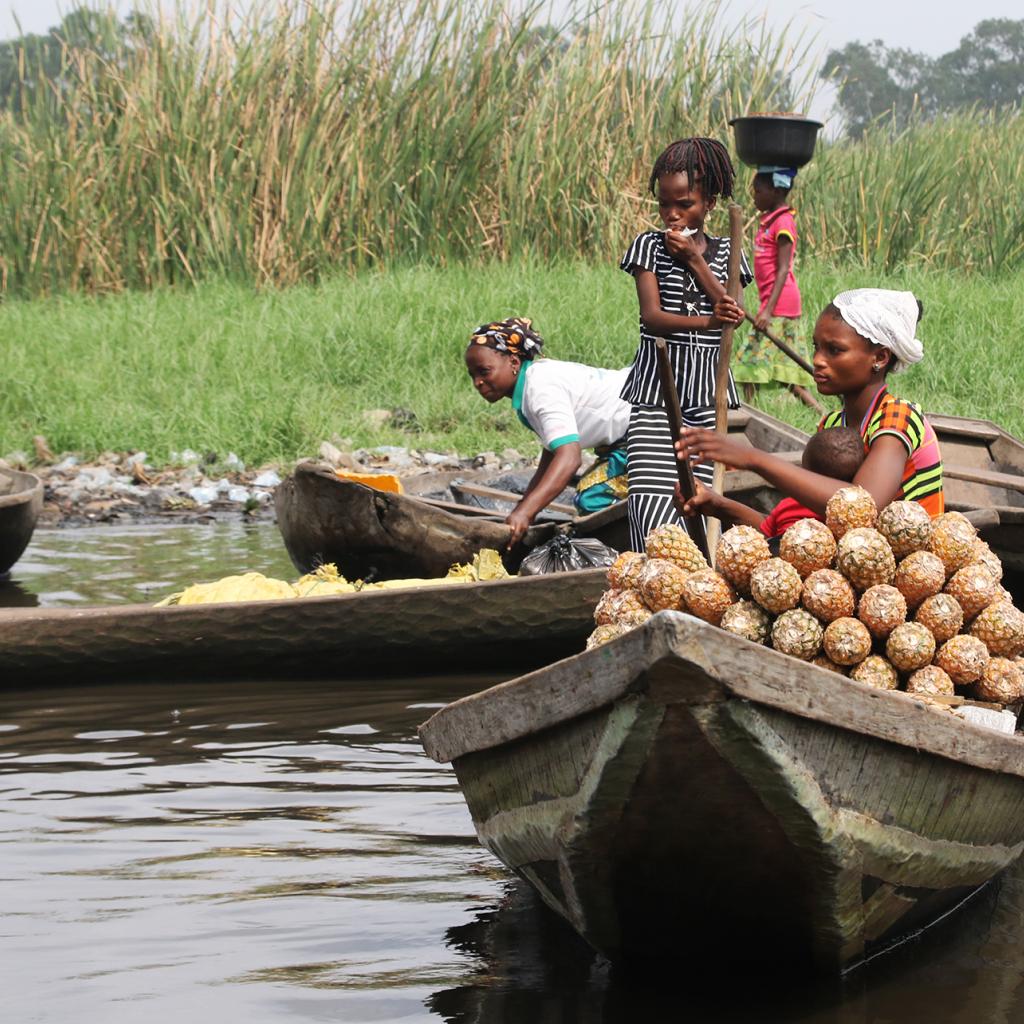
[733,166,813,401]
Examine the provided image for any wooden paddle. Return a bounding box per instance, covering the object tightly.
[655,337,710,563]
[705,204,745,562]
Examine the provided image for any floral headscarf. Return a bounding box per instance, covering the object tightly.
[468,317,544,360]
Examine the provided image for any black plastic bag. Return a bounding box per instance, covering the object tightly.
[518,531,618,575]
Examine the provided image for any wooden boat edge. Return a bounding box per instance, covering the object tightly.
[418,611,1024,779]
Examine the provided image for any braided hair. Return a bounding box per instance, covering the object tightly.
[648,137,736,202]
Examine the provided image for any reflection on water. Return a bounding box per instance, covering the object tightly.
[3,522,296,607]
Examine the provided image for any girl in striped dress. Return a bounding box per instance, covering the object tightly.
[676,289,944,519]
[620,137,751,551]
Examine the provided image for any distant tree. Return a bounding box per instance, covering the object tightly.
[0,9,154,112]
[822,18,1024,137]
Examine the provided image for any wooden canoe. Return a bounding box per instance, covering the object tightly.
[0,568,606,686]
[0,468,43,576]
[419,612,1024,973]
[274,406,808,578]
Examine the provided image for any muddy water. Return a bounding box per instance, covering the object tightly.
[5,525,1024,1022]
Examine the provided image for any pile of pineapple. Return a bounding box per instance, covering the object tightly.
[587,487,1024,709]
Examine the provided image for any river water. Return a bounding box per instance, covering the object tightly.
[4,524,1024,1022]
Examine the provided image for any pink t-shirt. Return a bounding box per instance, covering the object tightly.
[754,207,801,318]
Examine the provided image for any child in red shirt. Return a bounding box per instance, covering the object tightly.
[733,167,811,401]
[675,427,864,539]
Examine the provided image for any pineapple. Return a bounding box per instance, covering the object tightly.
[893,550,946,610]
[593,588,620,625]
[811,654,848,675]
[934,634,990,685]
[857,584,907,639]
[837,527,896,590]
[801,568,856,623]
[969,600,1024,658]
[914,593,964,644]
[681,569,736,626]
[929,512,977,577]
[906,665,955,697]
[715,526,771,595]
[973,657,1024,704]
[586,623,625,649]
[822,616,872,666]
[771,609,824,661]
[969,538,1003,582]
[877,500,933,559]
[944,564,999,621]
[850,655,899,690]
[607,551,647,591]
[645,524,708,574]
[608,590,653,628]
[750,558,803,614]
[885,622,936,673]
[825,485,878,539]
[720,600,772,645]
[779,519,837,577]
[639,559,689,612]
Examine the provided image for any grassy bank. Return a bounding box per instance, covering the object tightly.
[2,261,1021,465]
[2,0,1022,298]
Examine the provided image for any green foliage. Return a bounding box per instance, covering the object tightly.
[1,263,1021,464]
[824,18,1024,138]
[0,0,811,296]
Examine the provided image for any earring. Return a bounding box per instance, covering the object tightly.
[873,363,882,371]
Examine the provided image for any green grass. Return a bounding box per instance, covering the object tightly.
[2,261,1022,465]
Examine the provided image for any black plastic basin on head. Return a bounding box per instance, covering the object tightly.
[730,114,823,168]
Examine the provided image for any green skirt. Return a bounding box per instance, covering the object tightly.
[732,317,813,387]
[575,447,628,515]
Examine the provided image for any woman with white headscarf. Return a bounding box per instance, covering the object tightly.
[674,288,944,517]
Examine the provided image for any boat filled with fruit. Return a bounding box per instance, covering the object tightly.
[589,489,1024,723]
[419,488,1024,973]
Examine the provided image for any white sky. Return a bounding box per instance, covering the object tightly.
[3,0,1022,52]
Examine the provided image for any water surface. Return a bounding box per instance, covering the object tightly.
[5,523,1024,1021]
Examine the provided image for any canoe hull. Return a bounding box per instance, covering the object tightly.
[0,568,606,685]
[422,615,1024,972]
[0,469,43,576]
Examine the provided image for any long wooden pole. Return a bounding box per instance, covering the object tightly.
[743,311,815,376]
[654,337,710,563]
[706,204,745,562]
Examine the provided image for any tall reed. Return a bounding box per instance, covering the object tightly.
[0,0,811,295]
[0,0,1020,299]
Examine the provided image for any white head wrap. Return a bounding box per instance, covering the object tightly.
[832,289,923,373]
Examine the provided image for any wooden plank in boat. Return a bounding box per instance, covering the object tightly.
[452,482,577,517]
[927,415,1002,442]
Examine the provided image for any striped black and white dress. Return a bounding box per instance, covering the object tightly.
[620,230,752,551]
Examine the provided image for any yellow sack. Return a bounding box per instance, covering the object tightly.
[155,549,509,606]
[159,572,297,607]
[292,563,358,597]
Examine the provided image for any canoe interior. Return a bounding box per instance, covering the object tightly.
[0,567,607,686]
[273,407,805,579]
[423,614,1024,973]
[0,468,43,576]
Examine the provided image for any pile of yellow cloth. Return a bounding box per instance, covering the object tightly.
[155,549,509,607]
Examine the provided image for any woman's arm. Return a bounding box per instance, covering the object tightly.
[505,442,582,547]
[676,429,909,516]
[754,236,793,331]
[635,271,743,335]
